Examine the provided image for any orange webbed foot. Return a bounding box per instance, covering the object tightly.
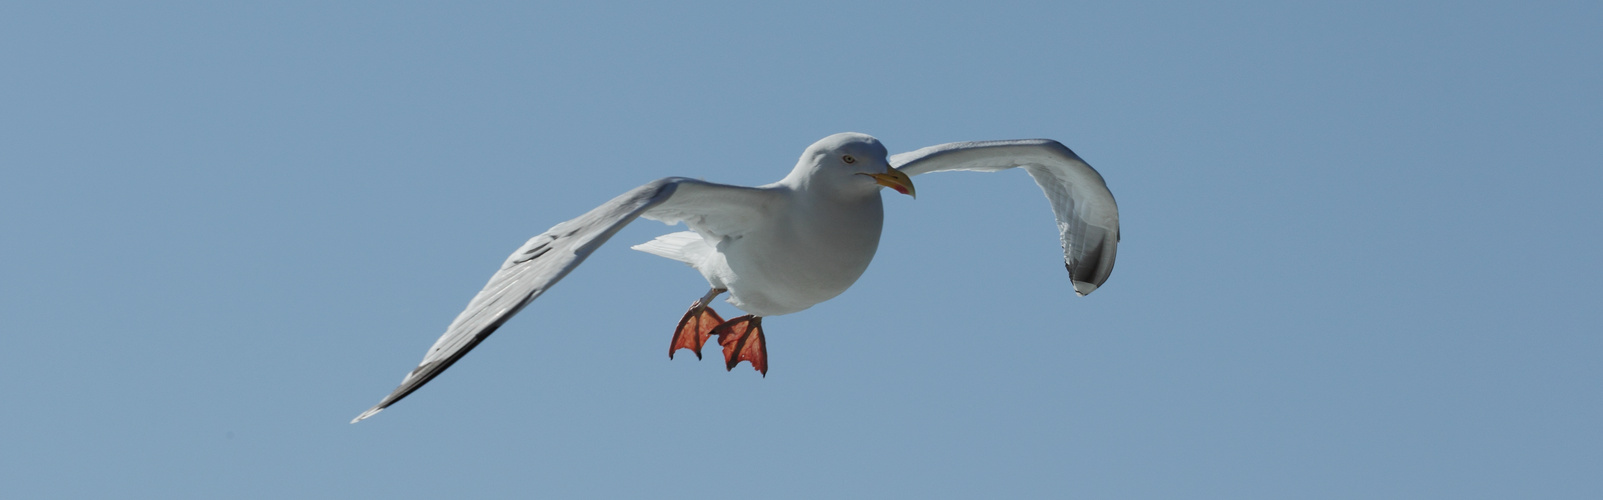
[712,315,767,376]
[670,300,724,360]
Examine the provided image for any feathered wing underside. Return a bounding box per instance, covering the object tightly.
[631,180,781,269]
[890,139,1120,296]
[640,181,777,241]
[353,178,775,423]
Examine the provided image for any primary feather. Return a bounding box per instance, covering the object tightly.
[353,133,1120,422]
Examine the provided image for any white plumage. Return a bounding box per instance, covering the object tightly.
[353,132,1119,423]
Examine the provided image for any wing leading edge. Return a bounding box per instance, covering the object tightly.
[352,178,773,422]
[890,139,1120,296]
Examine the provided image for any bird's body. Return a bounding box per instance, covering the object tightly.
[643,193,884,316]
[353,132,1119,423]
[637,134,891,316]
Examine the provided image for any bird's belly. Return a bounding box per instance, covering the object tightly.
[714,205,883,317]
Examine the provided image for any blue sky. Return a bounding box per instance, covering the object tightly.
[3,1,1600,498]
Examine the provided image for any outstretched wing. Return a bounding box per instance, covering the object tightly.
[353,178,776,423]
[891,139,1120,296]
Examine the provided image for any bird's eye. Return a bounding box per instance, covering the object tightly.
[842,155,856,164]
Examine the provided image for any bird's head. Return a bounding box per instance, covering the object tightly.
[785,132,916,198]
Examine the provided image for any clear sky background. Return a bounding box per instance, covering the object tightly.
[3,1,1600,498]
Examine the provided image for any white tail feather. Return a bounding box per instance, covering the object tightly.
[630,231,711,266]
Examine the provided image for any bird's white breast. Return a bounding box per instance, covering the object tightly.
[709,192,884,317]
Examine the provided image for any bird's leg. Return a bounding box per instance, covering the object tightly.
[669,288,726,360]
[712,316,768,376]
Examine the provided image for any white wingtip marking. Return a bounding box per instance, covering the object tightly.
[1072,281,1098,296]
[351,406,384,424]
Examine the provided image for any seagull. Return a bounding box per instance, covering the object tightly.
[352,132,1119,423]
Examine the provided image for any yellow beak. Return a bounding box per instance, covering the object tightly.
[860,168,917,198]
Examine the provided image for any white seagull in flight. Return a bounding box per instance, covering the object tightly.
[353,132,1120,423]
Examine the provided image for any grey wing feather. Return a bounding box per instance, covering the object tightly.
[890,139,1120,296]
[352,177,771,423]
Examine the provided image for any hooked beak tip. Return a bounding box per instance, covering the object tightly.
[863,168,916,198]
